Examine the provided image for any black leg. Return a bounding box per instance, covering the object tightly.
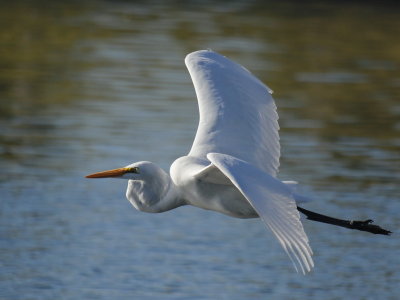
[297,206,392,235]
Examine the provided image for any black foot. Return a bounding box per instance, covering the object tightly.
[349,219,392,235]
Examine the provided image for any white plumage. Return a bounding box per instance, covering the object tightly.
[185,51,280,177]
[86,50,314,274]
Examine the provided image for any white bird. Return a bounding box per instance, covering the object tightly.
[86,50,391,274]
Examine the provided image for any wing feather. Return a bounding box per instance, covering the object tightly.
[185,50,280,176]
[207,153,314,274]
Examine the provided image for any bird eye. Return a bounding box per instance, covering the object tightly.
[127,167,139,174]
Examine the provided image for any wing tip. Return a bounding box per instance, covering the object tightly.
[185,49,217,63]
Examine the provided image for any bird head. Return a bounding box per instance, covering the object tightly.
[86,161,178,213]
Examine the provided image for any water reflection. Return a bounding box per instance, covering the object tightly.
[0,1,399,299]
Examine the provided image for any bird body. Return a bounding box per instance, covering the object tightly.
[86,50,391,275]
[171,156,258,219]
[87,50,314,273]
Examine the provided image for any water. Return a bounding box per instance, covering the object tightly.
[1,1,399,299]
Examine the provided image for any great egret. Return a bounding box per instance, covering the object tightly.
[86,50,391,274]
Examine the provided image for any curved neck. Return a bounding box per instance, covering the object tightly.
[126,167,185,213]
[157,180,185,212]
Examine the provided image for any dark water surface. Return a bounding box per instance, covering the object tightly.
[1,1,399,299]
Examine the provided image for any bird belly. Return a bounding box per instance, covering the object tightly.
[185,180,259,219]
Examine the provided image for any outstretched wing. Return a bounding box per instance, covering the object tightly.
[208,153,314,274]
[185,50,280,177]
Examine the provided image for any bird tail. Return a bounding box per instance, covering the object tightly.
[282,181,312,204]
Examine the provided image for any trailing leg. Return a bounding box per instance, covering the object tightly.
[297,206,392,235]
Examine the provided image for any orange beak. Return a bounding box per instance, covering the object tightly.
[85,167,131,178]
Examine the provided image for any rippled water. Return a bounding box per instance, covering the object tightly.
[1,1,399,299]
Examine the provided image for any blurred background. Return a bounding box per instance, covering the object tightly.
[0,0,399,299]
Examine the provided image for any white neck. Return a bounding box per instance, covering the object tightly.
[126,165,185,213]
